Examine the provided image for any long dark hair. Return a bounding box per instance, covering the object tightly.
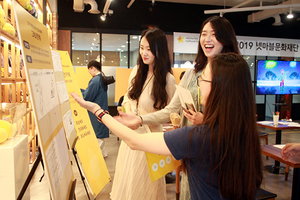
[189,53,263,199]
[194,16,240,73]
[128,28,172,110]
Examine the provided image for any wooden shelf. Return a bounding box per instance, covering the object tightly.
[0,0,54,164]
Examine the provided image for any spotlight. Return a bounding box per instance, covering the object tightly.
[101,14,106,21]
[287,8,294,19]
[108,9,113,15]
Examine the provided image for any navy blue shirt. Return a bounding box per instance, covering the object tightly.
[164,125,225,200]
[81,75,109,139]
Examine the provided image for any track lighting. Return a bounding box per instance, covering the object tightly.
[100,14,106,21]
[287,8,294,19]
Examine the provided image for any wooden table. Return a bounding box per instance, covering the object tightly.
[261,145,300,200]
[257,122,300,174]
[257,122,300,144]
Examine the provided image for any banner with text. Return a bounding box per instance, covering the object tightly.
[174,32,300,57]
[57,50,110,197]
[14,2,73,199]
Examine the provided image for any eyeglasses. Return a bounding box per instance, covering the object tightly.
[197,75,211,86]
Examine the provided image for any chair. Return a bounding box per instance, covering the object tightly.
[259,132,269,145]
[175,165,182,200]
[259,132,269,160]
[285,165,290,181]
[257,188,277,200]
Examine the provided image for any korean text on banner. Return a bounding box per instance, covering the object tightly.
[56,50,110,197]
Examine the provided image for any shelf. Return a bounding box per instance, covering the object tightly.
[1,78,26,82]
[0,0,54,164]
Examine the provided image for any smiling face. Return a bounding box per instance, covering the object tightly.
[199,63,212,106]
[139,36,155,68]
[200,22,224,61]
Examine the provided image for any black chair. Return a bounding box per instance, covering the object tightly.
[257,188,277,200]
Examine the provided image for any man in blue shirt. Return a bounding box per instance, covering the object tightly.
[81,60,109,157]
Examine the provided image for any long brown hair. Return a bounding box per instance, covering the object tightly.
[128,28,172,110]
[186,53,263,199]
[194,16,240,73]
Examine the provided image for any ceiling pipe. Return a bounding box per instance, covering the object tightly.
[231,0,256,8]
[273,14,284,26]
[204,3,300,14]
[103,0,112,14]
[248,8,284,22]
[247,0,297,24]
[127,0,135,8]
[222,0,256,15]
[73,0,100,14]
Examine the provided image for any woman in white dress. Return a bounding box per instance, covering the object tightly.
[110,28,176,200]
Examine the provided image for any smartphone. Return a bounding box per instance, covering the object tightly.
[185,103,196,112]
[182,106,191,114]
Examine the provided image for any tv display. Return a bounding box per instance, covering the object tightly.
[256,60,300,95]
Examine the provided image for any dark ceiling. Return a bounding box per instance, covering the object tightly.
[58,0,300,39]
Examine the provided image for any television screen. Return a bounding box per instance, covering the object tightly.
[256,60,300,95]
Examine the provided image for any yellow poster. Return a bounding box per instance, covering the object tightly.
[56,50,110,197]
[75,67,90,89]
[143,126,181,182]
[146,152,181,182]
[115,68,132,102]
[14,1,74,199]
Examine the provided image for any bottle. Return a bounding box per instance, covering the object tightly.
[285,108,290,120]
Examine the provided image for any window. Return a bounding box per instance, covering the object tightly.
[173,53,196,68]
[72,33,100,66]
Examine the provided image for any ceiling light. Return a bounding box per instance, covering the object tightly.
[108,9,114,15]
[101,14,106,21]
[287,8,294,19]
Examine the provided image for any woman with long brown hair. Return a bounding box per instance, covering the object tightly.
[110,27,176,200]
[71,52,263,200]
[114,15,241,199]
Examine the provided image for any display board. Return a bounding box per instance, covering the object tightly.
[13,1,74,199]
[56,50,110,197]
[51,50,77,147]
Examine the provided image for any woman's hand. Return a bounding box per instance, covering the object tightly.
[70,93,100,114]
[281,143,300,161]
[183,109,203,125]
[114,112,142,130]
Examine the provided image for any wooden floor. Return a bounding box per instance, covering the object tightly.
[29,128,300,200]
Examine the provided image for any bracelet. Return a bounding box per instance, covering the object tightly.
[97,110,109,123]
[93,108,102,115]
[138,115,143,127]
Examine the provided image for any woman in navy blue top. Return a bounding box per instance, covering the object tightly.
[71,53,263,200]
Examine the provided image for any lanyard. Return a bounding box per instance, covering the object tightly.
[198,86,201,112]
[135,74,154,114]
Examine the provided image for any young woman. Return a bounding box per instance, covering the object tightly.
[71,53,263,200]
[111,28,176,200]
[114,15,240,199]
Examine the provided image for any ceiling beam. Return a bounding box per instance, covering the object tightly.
[204,3,300,14]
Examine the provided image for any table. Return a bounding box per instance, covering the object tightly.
[261,145,300,200]
[257,122,300,144]
[257,121,300,173]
